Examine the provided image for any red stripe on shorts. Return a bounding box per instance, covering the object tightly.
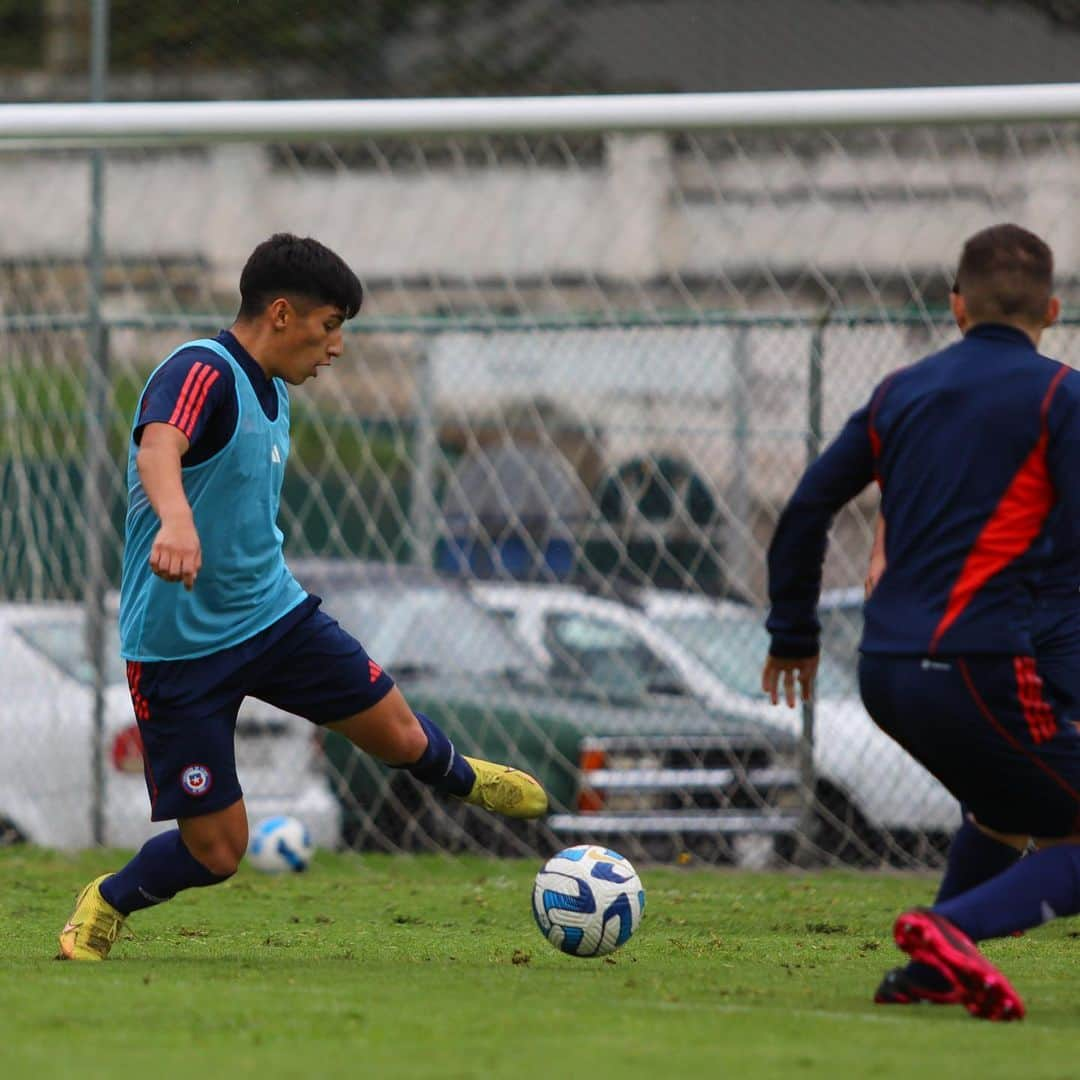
[1013,656,1056,744]
[959,659,1080,815]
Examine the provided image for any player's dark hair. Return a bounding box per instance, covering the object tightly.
[237,233,363,320]
[955,223,1053,325]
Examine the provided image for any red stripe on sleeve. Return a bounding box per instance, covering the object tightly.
[179,368,221,438]
[175,364,216,435]
[929,365,1069,653]
[167,362,207,428]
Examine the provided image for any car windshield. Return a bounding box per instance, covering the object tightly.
[334,586,539,678]
[15,619,128,687]
[652,611,859,699]
[544,614,687,700]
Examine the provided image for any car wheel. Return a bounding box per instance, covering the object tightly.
[368,774,444,853]
[775,783,882,867]
[0,816,27,847]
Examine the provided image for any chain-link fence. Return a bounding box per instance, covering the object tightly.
[5,113,1080,865]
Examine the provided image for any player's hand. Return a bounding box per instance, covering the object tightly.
[866,515,887,598]
[865,549,887,598]
[149,513,202,590]
[761,654,819,708]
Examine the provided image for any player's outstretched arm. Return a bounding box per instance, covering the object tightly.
[766,404,877,655]
[764,394,878,706]
[137,422,202,591]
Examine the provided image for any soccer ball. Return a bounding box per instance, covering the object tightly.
[532,845,645,957]
[248,815,314,873]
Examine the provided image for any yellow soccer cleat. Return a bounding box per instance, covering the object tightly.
[461,757,548,819]
[57,874,126,961]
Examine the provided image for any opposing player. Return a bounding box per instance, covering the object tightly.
[58,233,547,961]
[762,223,1080,1020]
[866,504,1080,1006]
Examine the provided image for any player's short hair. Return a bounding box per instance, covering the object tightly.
[237,233,363,320]
[955,223,1053,325]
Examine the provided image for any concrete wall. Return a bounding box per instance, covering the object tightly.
[4,131,1078,307]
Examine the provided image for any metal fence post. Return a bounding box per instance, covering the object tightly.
[409,341,438,568]
[729,324,751,591]
[84,325,110,848]
[794,309,829,862]
[85,0,110,847]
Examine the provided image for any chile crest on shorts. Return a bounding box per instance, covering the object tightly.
[181,763,213,796]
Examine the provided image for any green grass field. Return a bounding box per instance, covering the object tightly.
[3,849,1080,1080]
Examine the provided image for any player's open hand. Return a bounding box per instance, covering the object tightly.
[865,515,887,598]
[761,654,819,708]
[149,514,202,590]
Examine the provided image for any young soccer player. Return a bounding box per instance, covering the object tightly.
[762,223,1080,1021]
[58,233,547,961]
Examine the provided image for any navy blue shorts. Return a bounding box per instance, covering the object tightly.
[858,653,1080,838]
[125,596,395,821]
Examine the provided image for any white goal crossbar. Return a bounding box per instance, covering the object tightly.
[2,83,1080,145]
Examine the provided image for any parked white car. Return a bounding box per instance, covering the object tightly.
[0,603,341,850]
[473,582,957,859]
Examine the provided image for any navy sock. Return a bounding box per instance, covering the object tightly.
[403,712,475,797]
[904,816,1024,990]
[934,843,1080,941]
[935,816,1021,902]
[99,828,232,915]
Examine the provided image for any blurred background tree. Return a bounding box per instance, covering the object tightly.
[9,0,613,97]
[2,0,1079,101]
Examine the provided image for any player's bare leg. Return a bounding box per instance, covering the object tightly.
[972,819,1030,852]
[328,687,547,819]
[179,799,250,877]
[1030,830,1080,849]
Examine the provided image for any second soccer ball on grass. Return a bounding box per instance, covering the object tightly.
[248,815,315,873]
[532,845,645,957]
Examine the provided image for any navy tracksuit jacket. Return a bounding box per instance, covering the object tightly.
[767,323,1080,660]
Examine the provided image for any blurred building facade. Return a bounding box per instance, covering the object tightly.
[4,1,1080,318]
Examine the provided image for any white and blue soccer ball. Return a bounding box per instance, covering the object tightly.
[248,815,314,874]
[532,845,645,957]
